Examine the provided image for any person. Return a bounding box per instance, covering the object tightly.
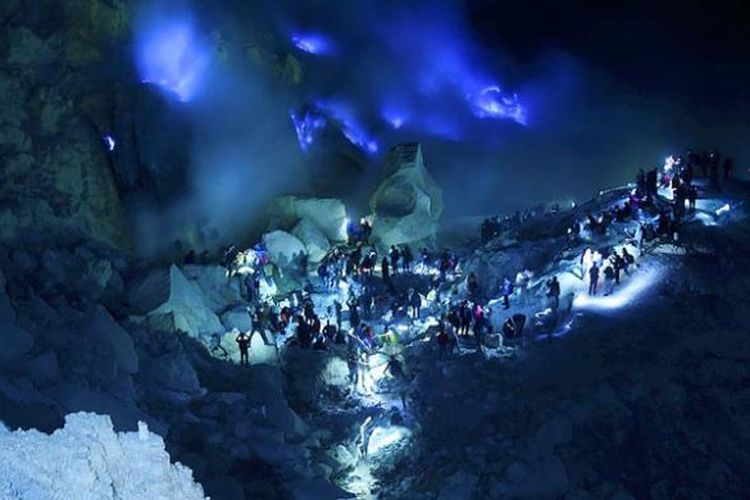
[515,270,531,304]
[360,253,373,277]
[621,247,634,273]
[436,321,455,355]
[384,355,412,409]
[439,251,451,281]
[547,276,561,310]
[209,333,229,359]
[420,248,431,270]
[502,317,516,339]
[296,315,311,348]
[235,330,251,366]
[401,245,414,273]
[723,157,734,180]
[688,185,698,212]
[460,301,472,336]
[467,272,479,300]
[333,300,343,330]
[348,296,361,328]
[501,278,514,309]
[322,318,337,342]
[361,287,374,320]
[634,223,645,251]
[646,167,658,202]
[389,245,401,275]
[579,247,592,280]
[473,304,485,347]
[381,257,393,291]
[603,263,615,296]
[611,254,625,285]
[358,407,402,458]
[346,340,359,388]
[589,262,599,296]
[407,288,422,319]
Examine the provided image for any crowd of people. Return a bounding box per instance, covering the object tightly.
[206,147,740,403]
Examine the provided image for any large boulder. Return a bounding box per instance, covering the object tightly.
[128,265,223,341]
[370,143,443,249]
[266,196,347,243]
[81,306,139,375]
[261,230,307,269]
[292,219,330,263]
[181,264,241,313]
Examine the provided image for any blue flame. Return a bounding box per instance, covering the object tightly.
[381,106,409,129]
[290,109,327,152]
[316,100,378,154]
[134,18,212,102]
[470,86,527,125]
[291,33,334,55]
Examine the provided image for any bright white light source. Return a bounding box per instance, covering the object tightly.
[367,426,410,455]
[716,203,730,216]
[573,266,662,311]
[103,134,115,152]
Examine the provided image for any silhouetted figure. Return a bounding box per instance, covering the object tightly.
[723,157,734,180]
[236,331,251,365]
[547,276,560,310]
[589,263,600,296]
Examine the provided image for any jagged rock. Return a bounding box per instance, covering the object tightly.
[47,383,162,433]
[220,307,252,332]
[370,143,443,249]
[292,219,330,263]
[81,306,138,375]
[262,230,307,269]
[267,196,347,242]
[0,412,206,499]
[0,318,33,363]
[128,265,223,340]
[181,264,241,313]
[139,353,201,396]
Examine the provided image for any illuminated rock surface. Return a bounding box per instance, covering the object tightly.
[371,143,444,249]
[0,412,206,500]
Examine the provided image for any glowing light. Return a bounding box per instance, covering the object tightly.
[315,101,378,154]
[291,33,333,55]
[664,155,676,172]
[103,134,115,152]
[341,217,351,241]
[290,109,326,152]
[469,86,526,125]
[381,106,409,129]
[135,18,212,102]
[716,203,730,216]
[367,426,411,455]
[573,266,662,311]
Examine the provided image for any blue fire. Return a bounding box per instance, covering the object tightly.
[317,101,378,154]
[290,109,327,152]
[381,106,409,129]
[291,33,334,55]
[134,18,212,102]
[470,86,527,125]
